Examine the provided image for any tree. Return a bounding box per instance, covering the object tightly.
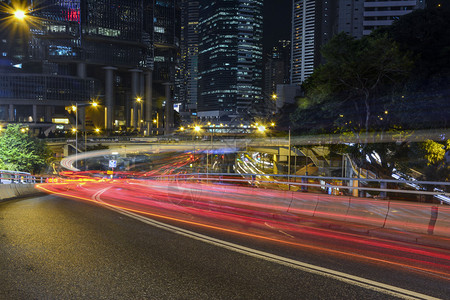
[406,140,450,187]
[381,5,450,129]
[0,124,52,173]
[291,33,413,135]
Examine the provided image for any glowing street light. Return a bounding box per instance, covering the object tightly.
[135,97,143,131]
[257,125,266,133]
[14,9,26,21]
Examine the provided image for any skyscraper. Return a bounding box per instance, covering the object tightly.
[264,40,291,97]
[291,0,335,85]
[197,0,263,123]
[179,0,199,121]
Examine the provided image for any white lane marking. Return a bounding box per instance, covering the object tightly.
[278,230,295,238]
[92,188,439,300]
[265,222,295,238]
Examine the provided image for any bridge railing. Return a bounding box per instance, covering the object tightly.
[151,173,450,205]
[0,170,46,184]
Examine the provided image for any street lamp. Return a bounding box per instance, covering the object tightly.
[14,10,26,21]
[136,97,143,132]
[257,125,266,133]
[8,4,40,31]
[73,101,98,170]
[192,125,202,172]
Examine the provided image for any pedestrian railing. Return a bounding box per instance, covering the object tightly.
[149,173,450,205]
[0,170,38,184]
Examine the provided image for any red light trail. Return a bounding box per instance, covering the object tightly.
[37,178,450,280]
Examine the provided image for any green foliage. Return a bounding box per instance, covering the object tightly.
[405,140,450,182]
[291,32,413,134]
[381,6,450,130]
[0,159,18,171]
[420,140,446,166]
[0,124,52,173]
[385,5,450,80]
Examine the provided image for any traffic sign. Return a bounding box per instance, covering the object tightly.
[109,160,117,168]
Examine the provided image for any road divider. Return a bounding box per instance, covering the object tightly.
[0,184,41,201]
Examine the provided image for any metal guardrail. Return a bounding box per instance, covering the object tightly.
[0,170,44,184]
[148,173,450,204]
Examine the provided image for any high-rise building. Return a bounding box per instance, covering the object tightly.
[361,0,425,36]
[263,40,291,97]
[152,0,181,133]
[178,0,199,122]
[291,0,335,85]
[291,0,426,85]
[197,0,263,123]
[0,0,180,135]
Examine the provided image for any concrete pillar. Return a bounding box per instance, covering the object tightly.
[145,71,153,135]
[163,83,173,135]
[103,66,117,131]
[32,105,37,123]
[273,154,278,174]
[8,104,14,122]
[77,62,87,79]
[130,69,142,129]
[45,106,52,122]
[352,179,359,197]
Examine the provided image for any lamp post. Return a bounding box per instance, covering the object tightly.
[288,127,291,186]
[73,101,98,170]
[136,97,143,132]
[193,125,201,173]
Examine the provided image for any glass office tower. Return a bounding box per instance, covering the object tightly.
[179,0,199,122]
[197,0,263,123]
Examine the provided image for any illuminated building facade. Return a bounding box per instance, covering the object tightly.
[291,0,335,85]
[178,0,199,122]
[0,0,180,135]
[197,0,263,122]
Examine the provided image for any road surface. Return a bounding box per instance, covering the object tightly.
[1,195,448,299]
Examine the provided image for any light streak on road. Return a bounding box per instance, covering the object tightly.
[36,178,450,281]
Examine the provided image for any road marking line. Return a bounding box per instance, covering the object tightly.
[279,230,295,238]
[95,195,438,300]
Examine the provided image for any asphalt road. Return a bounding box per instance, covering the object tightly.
[1,195,448,299]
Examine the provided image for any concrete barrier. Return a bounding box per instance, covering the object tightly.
[0,184,40,202]
[433,206,450,238]
[0,185,15,200]
[383,201,434,235]
[313,194,351,222]
[118,179,450,239]
[346,197,390,227]
[287,192,320,217]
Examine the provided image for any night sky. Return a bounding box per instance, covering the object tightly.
[263,0,292,52]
